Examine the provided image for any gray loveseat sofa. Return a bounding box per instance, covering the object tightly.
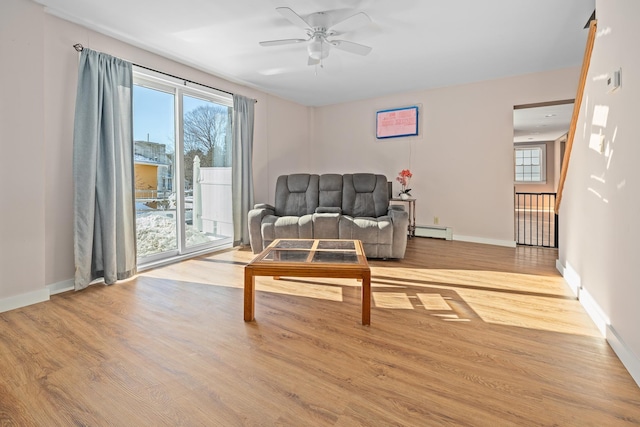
[248,173,409,259]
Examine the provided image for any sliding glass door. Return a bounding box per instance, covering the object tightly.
[132,71,233,264]
[132,83,177,259]
[182,95,233,249]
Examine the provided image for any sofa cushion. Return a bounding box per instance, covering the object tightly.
[274,174,319,217]
[261,214,314,243]
[338,215,393,258]
[342,174,389,218]
[319,174,343,208]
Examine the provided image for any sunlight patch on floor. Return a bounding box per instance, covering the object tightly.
[369,267,601,337]
[371,290,475,323]
[371,267,571,297]
[432,313,470,322]
[372,292,413,309]
[140,248,602,338]
[417,293,451,310]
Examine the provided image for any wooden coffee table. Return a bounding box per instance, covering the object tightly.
[244,239,371,325]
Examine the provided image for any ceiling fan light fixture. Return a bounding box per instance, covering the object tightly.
[260,7,372,66]
[308,37,329,60]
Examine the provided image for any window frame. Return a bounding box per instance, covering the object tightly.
[132,67,234,265]
[514,143,547,184]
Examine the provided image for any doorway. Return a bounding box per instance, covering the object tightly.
[132,71,234,265]
[513,100,573,247]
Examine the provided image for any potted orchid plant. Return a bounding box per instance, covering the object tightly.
[396,169,413,199]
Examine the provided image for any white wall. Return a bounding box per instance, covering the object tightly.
[0,0,48,310]
[261,96,312,206]
[312,68,579,245]
[0,0,310,309]
[559,0,640,385]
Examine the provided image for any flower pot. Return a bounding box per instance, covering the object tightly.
[400,193,409,200]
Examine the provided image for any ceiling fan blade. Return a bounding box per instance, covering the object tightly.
[259,38,308,47]
[330,12,371,33]
[276,7,311,30]
[308,56,321,66]
[330,40,372,56]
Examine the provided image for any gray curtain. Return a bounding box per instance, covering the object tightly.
[73,48,137,290]
[231,94,255,246]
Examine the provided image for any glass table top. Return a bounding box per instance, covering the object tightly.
[272,239,355,251]
[272,240,315,250]
[262,250,359,264]
[257,239,363,265]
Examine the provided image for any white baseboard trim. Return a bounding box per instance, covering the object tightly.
[557,259,580,297]
[607,325,640,388]
[558,258,607,336]
[453,234,516,248]
[47,279,74,295]
[0,288,50,313]
[556,259,640,387]
[579,287,610,337]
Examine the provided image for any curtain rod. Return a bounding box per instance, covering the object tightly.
[73,43,256,103]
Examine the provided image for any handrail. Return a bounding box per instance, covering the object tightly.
[555,19,598,212]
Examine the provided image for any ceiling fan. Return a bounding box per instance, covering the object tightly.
[259,7,373,66]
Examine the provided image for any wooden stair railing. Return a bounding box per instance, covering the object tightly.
[555,19,598,212]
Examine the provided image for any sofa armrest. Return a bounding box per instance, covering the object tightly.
[313,211,341,239]
[248,206,275,254]
[315,206,342,214]
[254,203,275,211]
[388,207,409,259]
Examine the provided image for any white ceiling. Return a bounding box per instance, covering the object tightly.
[514,103,574,143]
[35,0,594,108]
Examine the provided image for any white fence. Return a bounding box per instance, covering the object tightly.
[193,165,233,239]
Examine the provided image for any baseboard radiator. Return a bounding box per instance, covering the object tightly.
[415,225,453,240]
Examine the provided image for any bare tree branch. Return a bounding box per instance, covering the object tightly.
[183,104,231,183]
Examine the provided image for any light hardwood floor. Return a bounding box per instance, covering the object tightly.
[1,238,639,426]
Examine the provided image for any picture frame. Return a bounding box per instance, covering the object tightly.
[376,106,419,139]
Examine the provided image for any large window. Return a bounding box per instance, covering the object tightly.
[514,144,546,183]
[133,69,233,264]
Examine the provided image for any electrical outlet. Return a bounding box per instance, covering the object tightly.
[434,216,439,225]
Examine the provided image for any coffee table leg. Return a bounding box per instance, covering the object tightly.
[244,268,255,321]
[362,270,371,325]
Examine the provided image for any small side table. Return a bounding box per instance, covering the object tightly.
[390,197,416,237]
